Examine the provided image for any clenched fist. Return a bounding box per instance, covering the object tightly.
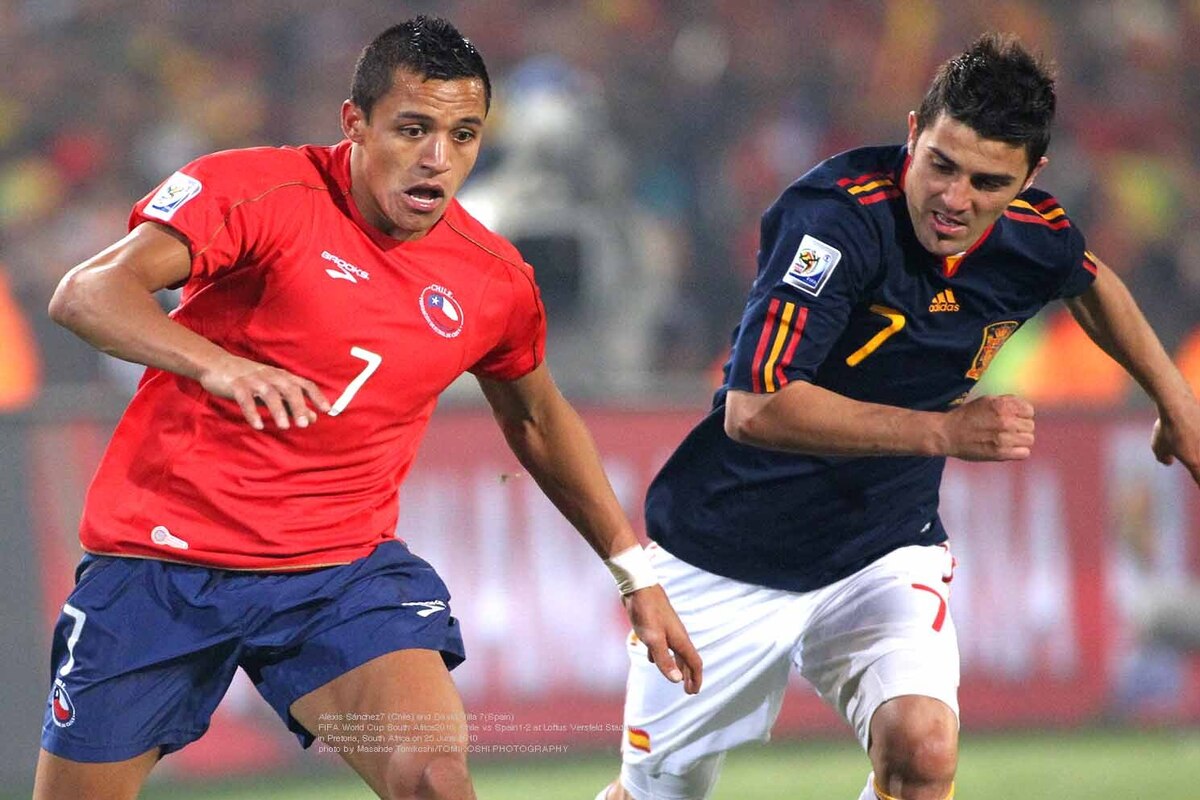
[942,394,1035,462]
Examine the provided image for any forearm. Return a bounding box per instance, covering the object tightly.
[726,382,949,457]
[492,393,639,559]
[1067,262,1194,416]
[50,257,230,382]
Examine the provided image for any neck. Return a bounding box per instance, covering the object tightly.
[347,143,394,236]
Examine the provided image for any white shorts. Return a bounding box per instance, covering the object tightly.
[621,542,959,777]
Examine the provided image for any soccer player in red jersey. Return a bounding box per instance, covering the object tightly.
[36,17,699,800]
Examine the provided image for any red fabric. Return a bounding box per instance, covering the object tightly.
[81,142,545,569]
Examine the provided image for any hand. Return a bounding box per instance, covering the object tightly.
[622,584,703,694]
[942,394,1035,462]
[1151,399,1200,486]
[199,354,331,430]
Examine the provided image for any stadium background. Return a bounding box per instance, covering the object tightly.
[2,0,1200,796]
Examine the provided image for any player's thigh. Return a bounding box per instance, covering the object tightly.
[290,649,472,798]
[33,747,158,800]
[622,545,802,777]
[40,555,243,765]
[798,543,960,750]
[243,539,466,753]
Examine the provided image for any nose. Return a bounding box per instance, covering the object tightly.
[941,175,972,214]
[420,135,451,174]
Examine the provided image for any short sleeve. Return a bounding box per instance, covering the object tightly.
[1054,224,1098,299]
[470,262,547,381]
[129,152,266,285]
[728,191,879,393]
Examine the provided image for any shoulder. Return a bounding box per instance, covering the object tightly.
[993,187,1094,294]
[791,145,906,207]
[136,145,338,234]
[175,144,332,202]
[760,146,906,258]
[439,200,530,275]
[1002,187,1075,234]
[998,187,1086,260]
[769,145,906,230]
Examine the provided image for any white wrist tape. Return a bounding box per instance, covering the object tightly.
[604,545,658,595]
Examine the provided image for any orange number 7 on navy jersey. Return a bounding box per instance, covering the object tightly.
[845,305,906,367]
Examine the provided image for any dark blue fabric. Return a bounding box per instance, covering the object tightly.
[41,540,463,762]
[648,145,1093,592]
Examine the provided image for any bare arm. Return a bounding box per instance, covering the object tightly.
[477,363,641,558]
[478,364,702,693]
[725,380,1036,462]
[48,222,329,429]
[1065,257,1200,483]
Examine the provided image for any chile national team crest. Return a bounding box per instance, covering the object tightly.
[51,678,76,727]
[420,284,465,338]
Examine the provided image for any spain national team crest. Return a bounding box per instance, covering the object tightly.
[967,320,1019,379]
[51,678,76,728]
[419,285,465,338]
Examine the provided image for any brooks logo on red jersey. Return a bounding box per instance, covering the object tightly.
[420,285,464,338]
[322,250,370,283]
[51,679,76,727]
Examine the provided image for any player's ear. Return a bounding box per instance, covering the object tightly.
[1022,155,1048,192]
[906,111,919,152]
[341,100,368,143]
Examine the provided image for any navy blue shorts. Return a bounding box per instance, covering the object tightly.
[40,539,465,763]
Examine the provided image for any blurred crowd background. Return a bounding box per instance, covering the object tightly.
[3,3,1200,793]
[2,0,1200,407]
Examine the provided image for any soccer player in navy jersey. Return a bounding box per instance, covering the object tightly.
[599,33,1200,800]
[36,16,700,800]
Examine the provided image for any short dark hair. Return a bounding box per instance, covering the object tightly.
[915,33,1056,171]
[351,16,491,119]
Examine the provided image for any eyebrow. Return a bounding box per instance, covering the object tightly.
[391,111,485,127]
[927,146,1017,184]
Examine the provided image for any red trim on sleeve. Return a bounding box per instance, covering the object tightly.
[774,306,809,389]
[1002,210,1070,231]
[751,298,783,393]
[1081,252,1098,276]
[856,188,901,205]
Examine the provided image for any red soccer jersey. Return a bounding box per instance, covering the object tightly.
[79,141,546,569]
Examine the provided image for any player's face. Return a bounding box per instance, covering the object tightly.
[904,111,1046,257]
[342,69,487,241]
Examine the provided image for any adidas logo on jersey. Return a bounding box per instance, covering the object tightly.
[929,289,959,312]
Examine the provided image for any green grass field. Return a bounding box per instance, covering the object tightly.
[128,727,1200,799]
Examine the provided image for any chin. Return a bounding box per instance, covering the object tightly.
[929,231,972,256]
[917,234,949,257]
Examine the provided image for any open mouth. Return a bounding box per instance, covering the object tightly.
[932,210,966,236]
[403,184,445,212]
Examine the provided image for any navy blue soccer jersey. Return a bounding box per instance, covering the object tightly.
[647,145,1098,591]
